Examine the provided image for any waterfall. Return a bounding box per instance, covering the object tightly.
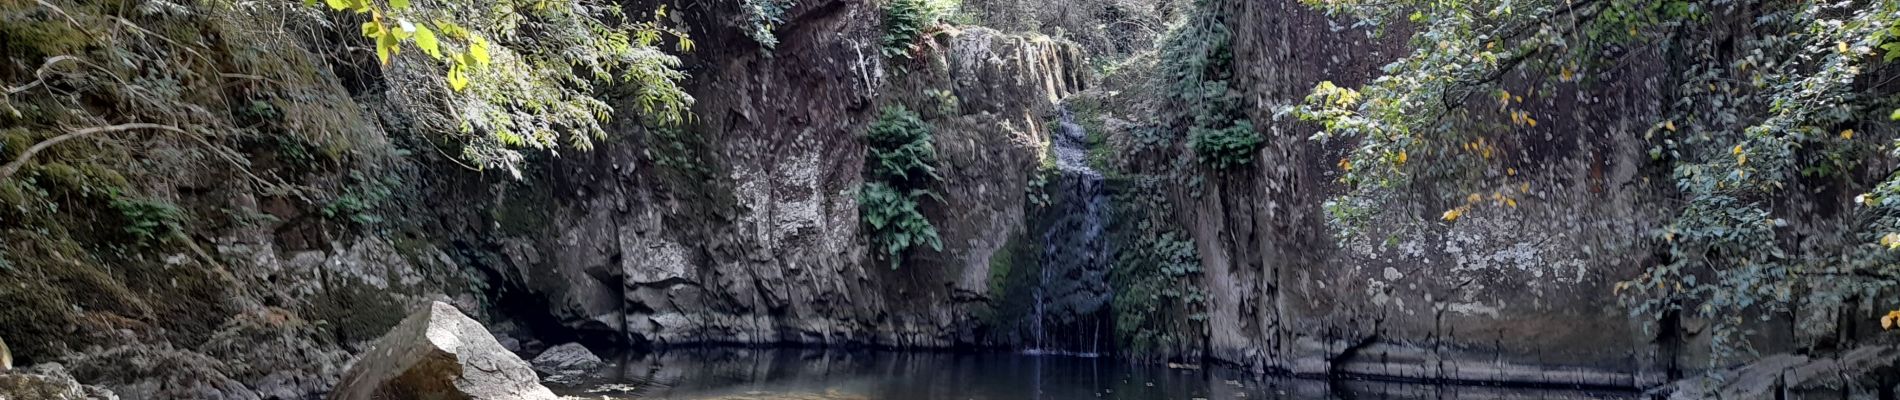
[1022,104,1114,357]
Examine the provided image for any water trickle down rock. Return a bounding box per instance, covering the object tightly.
[1024,105,1115,355]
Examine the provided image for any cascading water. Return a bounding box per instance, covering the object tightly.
[1022,104,1115,357]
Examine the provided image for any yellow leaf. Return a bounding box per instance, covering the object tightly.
[1396,150,1408,165]
[1732,144,1744,155]
[1526,117,1538,127]
[1841,129,1854,140]
[1442,207,1465,221]
[1466,193,1482,204]
[447,63,469,91]
[1559,66,1574,82]
[1884,315,1895,330]
[1505,198,1517,208]
[1839,41,1850,54]
[1506,167,1517,176]
[468,36,492,66]
[1664,120,1676,131]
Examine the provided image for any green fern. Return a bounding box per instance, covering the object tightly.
[859,106,943,269]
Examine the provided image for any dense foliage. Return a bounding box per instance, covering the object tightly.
[1108,178,1207,359]
[741,0,796,49]
[1159,0,1260,170]
[1288,0,1900,362]
[860,106,944,268]
[880,0,957,59]
[314,0,695,178]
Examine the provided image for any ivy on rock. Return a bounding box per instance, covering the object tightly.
[860,106,944,269]
[1286,0,1900,363]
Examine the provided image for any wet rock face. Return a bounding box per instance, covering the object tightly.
[328,302,556,400]
[0,364,117,400]
[998,107,1115,354]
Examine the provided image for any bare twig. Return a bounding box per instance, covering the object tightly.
[0,123,188,182]
[3,56,81,95]
[36,0,95,39]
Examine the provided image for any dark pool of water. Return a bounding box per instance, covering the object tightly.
[546,348,1638,400]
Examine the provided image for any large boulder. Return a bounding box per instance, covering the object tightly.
[0,364,118,400]
[529,343,602,377]
[328,302,556,400]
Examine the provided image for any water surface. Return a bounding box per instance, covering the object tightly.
[548,348,1638,400]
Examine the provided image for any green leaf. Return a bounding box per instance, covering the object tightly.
[376,32,399,65]
[389,0,409,9]
[361,21,382,38]
[414,25,442,59]
[1891,108,1900,121]
[324,0,350,10]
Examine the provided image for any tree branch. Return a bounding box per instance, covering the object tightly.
[0,123,187,182]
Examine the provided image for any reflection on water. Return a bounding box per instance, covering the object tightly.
[548,348,1637,400]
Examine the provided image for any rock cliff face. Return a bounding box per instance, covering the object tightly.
[1130,0,1886,388]
[0,0,1083,396]
[475,2,1086,348]
[16,0,1886,395]
[1157,0,1674,386]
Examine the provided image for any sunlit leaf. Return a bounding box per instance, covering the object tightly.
[414,25,442,59]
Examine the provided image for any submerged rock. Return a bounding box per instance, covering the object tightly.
[1664,346,1900,399]
[328,301,556,400]
[0,364,118,400]
[530,343,602,377]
